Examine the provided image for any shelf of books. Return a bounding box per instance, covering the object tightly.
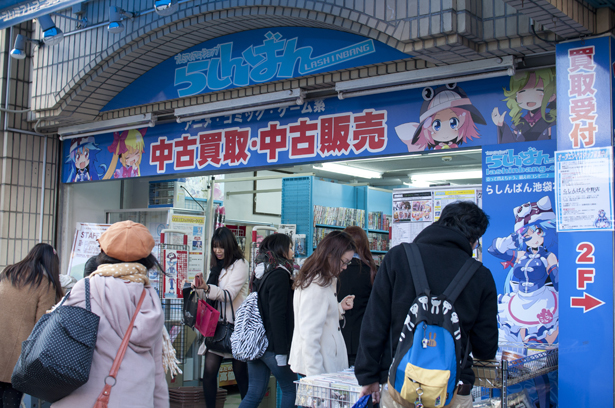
[281,176,392,261]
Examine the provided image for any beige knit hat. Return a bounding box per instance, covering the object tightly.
[98,220,155,262]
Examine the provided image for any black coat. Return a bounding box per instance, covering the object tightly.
[354,224,498,386]
[337,259,373,360]
[254,267,294,356]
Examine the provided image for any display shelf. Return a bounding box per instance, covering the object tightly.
[315,224,345,230]
[368,229,389,234]
[371,250,387,254]
[473,342,558,408]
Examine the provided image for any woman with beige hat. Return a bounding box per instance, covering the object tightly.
[52,220,170,408]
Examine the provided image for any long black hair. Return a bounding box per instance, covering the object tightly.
[0,243,63,300]
[210,227,244,269]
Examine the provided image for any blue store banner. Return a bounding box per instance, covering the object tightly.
[65,69,558,183]
[556,36,614,408]
[103,27,410,111]
[556,35,612,150]
[482,140,558,408]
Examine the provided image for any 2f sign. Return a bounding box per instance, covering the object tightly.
[571,242,604,312]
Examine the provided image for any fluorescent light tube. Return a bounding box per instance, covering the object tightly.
[58,114,155,140]
[315,162,382,179]
[411,169,482,182]
[175,89,305,122]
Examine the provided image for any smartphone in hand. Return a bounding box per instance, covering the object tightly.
[194,274,203,288]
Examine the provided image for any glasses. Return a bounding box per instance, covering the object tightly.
[341,259,352,267]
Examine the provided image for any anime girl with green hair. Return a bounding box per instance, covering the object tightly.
[491,68,556,143]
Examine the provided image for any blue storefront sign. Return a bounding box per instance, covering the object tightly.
[102,27,410,111]
[556,36,615,408]
[482,140,559,408]
[65,73,557,183]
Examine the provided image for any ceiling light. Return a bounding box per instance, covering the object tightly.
[154,0,179,16]
[10,34,43,60]
[175,89,305,122]
[108,6,135,34]
[336,57,515,100]
[403,180,432,188]
[314,163,382,179]
[37,14,64,46]
[58,113,155,140]
[411,169,482,182]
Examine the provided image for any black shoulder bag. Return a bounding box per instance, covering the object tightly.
[205,289,235,354]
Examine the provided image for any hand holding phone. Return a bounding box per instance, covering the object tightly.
[194,273,204,289]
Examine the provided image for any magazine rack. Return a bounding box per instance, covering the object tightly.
[472,342,558,408]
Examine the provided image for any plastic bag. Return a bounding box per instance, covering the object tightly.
[182,283,198,328]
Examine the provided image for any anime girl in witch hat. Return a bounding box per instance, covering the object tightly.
[488,195,559,345]
[65,136,106,182]
[395,83,486,151]
[103,128,147,179]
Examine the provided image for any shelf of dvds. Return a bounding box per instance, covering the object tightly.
[281,176,392,258]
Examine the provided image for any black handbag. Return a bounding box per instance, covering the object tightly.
[11,278,100,403]
[205,290,234,354]
[182,283,198,328]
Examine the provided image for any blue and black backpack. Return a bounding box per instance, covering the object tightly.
[387,243,481,408]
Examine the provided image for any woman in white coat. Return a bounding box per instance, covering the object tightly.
[289,231,356,377]
[193,227,249,408]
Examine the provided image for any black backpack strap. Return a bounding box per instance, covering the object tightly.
[442,258,482,303]
[403,243,430,295]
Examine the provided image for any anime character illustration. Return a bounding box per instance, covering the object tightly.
[488,195,559,345]
[166,252,177,276]
[492,68,556,143]
[65,137,106,182]
[396,84,486,151]
[594,209,612,229]
[103,128,147,179]
[488,195,558,408]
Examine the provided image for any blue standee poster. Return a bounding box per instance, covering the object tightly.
[482,140,558,408]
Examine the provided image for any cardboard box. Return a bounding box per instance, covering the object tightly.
[259,376,277,408]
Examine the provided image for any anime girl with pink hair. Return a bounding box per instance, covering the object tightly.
[395,84,486,151]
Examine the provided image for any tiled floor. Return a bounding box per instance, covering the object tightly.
[225,386,242,408]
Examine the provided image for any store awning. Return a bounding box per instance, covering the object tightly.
[0,0,83,31]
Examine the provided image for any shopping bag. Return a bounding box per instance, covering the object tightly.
[195,298,220,337]
[182,284,198,328]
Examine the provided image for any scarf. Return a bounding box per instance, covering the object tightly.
[89,263,182,377]
[253,251,294,290]
[90,262,150,285]
[207,258,224,286]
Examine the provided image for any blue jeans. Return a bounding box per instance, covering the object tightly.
[238,351,298,408]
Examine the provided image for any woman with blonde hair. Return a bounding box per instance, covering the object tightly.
[339,226,378,366]
[0,244,62,408]
[289,231,356,376]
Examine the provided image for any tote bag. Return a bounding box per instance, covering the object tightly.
[194,298,220,337]
[205,290,234,354]
[12,278,100,403]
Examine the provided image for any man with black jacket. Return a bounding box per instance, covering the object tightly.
[355,201,498,408]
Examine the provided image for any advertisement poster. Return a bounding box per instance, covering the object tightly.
[169,214,205,279]
[67,223,111,279]
[163,249,188,298]
[482,140,558,407]
[555,147,614,232]
[433,189,477,221]
[63,68,557,184]
[391,191,433,247]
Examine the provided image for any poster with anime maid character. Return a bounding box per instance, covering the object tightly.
[482,139,558,407]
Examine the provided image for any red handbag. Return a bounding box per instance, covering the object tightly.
[194,299,220,337]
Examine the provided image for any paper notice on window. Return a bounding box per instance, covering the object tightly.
[555,147,614,232]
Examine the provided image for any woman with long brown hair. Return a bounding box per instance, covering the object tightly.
[338,226,378,366]
[289,231,356,376]
[0,243,62,408]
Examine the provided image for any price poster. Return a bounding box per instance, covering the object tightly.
[555,147,614,232]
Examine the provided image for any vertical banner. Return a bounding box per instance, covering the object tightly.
[482,140,558,407]
[556,36,615,407]
[163,249,188,298]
